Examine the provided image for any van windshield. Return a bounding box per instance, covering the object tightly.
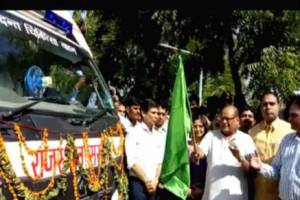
[0,12,114,117]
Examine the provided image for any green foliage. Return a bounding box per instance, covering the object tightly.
[246,45,300,107]
[49,65,74,96]
[202,51,235,106]
[73,10,300,108]
[235,11,296,77]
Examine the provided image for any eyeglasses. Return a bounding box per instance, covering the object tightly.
[221,116,236,122]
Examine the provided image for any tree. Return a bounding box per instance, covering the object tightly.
[246,46,300,108]
[73,10,300,108]
[75,10,170,99]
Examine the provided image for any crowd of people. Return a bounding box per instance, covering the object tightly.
[112,90,300,200]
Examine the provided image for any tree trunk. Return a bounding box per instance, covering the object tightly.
[227,33,247,110]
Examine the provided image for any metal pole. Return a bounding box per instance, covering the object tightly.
[159,43,200,56]
[199,67,203,106]
[159,43,203,105]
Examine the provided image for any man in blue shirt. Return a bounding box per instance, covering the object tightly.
[68,69,86,104]
[250,95,300,200]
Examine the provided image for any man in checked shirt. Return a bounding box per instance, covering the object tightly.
[249,91,293,200]
[250,95,300,200]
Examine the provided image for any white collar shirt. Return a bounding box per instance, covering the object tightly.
[125,122,163,180]
[155,120,168,163]
[119,115,139,134]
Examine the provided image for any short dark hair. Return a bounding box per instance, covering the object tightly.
[239,105,254,116]
[140,99,158,113]
[123,96,141,107]
[189,94,199,103]
[156,99,169,112]
[260,90,280,104]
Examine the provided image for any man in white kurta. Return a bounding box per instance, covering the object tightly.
[197,105,256,200]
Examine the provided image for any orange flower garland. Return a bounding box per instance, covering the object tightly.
[70,158,80,200]
[82,131,101,191]
[14,124,48,156]
[0,168,18,200]
[0,122,129,200]
[100,131,110,200]
[0,132,62,199]
[14,123,49,181]
[110,132,125,172]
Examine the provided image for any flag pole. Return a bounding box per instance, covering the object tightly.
[159,43,200,56]
[183,73,197,158]
[188,98,199,162]
[159,43,200,156]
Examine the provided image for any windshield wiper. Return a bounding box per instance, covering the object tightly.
[28,96,69,105]
[82,108,115,126]
[1,94,69,120]
[1,101,41,120]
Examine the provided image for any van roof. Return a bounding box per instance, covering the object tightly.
[52,10,93,58]
[5,10,93,58]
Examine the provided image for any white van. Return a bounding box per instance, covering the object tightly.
[0,10,127,200]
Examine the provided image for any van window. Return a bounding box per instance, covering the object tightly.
[0,14,114,116]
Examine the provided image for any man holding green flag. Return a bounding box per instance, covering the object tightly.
[158,54,192,200]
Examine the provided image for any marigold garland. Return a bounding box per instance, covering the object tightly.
[95,130,113,200]
[78,122,128,199]
[18,133,63,183]
[14,124,50,181]
[107,123,128,199]
[0,134,61,200]
[0,122,128,200]
[14,124,49,156]
[110,131,125,171]
[81,131,101,192]
[0,168,18,200]
[70,159,79,200]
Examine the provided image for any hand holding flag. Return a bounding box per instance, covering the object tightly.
[159,54,191,200]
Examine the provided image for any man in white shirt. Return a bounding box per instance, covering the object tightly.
[125,99,162,200]
[155,100,169,162]
[120,96,141,134]
[195,105,257,200]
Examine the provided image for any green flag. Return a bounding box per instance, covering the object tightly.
[159,54,191,199]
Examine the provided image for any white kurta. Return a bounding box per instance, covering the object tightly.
[199,130,256,200]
